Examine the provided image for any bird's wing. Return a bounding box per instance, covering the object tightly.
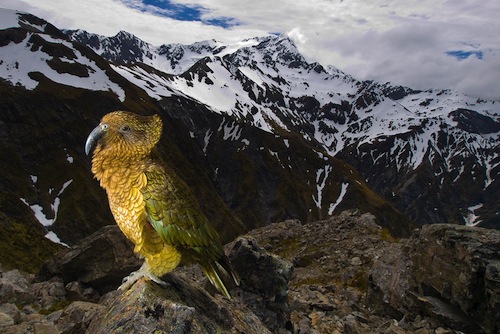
[141,163,223,258]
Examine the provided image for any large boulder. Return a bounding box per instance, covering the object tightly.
[37,225,142,293]
[228,237,294,332]
[87,276,270,334]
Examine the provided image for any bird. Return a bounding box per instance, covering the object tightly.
[85,110,239,298]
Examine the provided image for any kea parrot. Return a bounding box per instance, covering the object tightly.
[85,110,239,298]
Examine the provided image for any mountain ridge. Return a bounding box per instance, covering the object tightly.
[0,9,498,264]
[64,24,499,228]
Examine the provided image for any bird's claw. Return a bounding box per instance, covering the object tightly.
[118,265,169,291]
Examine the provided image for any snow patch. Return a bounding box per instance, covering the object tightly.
[313,165,332,209]
[203,130,212,153]
[112,64,173,100]
[0,9,21,29]
[223,122,242,141]
[239,66,265,87]
[20,179,73,227]
[329,182,349,215]
[45,231,69,247]
[464,203,483,226]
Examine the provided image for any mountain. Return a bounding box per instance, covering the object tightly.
[0,9,417,271]
[64,27,500,228]
[0,9,498,269]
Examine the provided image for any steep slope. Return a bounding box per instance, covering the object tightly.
[65,29,500,228]
[159,97,411,236]
[337,86,500,227]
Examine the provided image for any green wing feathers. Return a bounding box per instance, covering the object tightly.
[142,163,239,298]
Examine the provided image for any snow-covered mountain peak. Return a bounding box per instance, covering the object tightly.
[0,14,125,100]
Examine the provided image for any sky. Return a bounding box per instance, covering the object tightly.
[2,0,500,100]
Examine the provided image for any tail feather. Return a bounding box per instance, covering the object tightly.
[201,262,231,298]
[218,255,240,287]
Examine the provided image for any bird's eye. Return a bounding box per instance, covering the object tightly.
[120,125,131,132]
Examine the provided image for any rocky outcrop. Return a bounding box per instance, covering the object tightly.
[87,236,293,333]
[0,210,498,333]
[86,276,271,334]
[248,210,499,333]
[368,223,500,333]
[248,210,408,333]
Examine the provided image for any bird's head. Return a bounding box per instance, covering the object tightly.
[85,111,163,159]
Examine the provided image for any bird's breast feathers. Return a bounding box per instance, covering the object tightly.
[103,168,149,246]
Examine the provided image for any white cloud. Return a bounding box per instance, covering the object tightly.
[2,0,499,100]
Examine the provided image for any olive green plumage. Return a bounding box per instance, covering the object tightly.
[85,110,239,298]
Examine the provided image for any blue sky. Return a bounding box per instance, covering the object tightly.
[446,51,483,61]
[123,0,238,28]
[3,0,500,100]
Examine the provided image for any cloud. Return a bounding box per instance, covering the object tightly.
[320,16,500,100]
[2,0,499,100]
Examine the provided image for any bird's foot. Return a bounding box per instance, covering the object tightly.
[118,264,169,291]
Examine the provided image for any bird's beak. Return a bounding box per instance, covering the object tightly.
[85,124,107,155]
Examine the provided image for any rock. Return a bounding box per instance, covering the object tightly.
[34,323,60,334]
[86,236,292,333]
[342,314,370,333]
[350,257,362,266]
[1,210,497,334]
[228,236,294,333]
[0,311,14,327]
[485,261,500,331]
[410,224,500,333]
[0,269,34,304]
[0,303,20,323]
[368,223,500,333]
[87,276,272,334]
[366,241,410,319]
[0,229,294,333]
[2,324,30,334]
[31,277,66,309]
[379,319,406,334]
[65,281,100,302]
[248,210,395,333]
[38,225,142,293]
[54,301,105,333]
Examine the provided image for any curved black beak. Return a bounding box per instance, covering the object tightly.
[85,124,107,155]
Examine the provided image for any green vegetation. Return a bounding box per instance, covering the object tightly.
[0,214,64,273]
